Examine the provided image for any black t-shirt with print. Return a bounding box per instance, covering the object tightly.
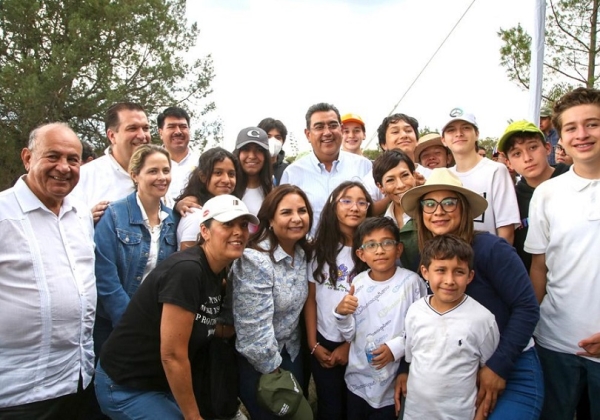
[100,246,223,391]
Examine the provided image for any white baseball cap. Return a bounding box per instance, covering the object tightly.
[441,107,478,134]
[198,195,259,225]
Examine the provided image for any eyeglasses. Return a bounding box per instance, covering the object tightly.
[360,239,398,253]
[310,122,341,132]
[420,197,459,214]
[555,144,566,154]
[338,198,370,210]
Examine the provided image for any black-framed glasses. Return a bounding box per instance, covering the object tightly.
[420,197,459,214]
[360,239,398,253]
[310,122,340,132]
[555,144,566,153]
[338,198,370,210]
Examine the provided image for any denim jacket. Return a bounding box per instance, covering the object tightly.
[94,192,176,327]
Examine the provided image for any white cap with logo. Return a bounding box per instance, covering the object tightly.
[441,107,478,134]
[198,195,259,226]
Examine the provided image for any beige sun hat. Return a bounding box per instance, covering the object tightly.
[401,168,488,219]
[414,132,444,161]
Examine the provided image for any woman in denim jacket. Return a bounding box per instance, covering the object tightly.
[94,145,177,355]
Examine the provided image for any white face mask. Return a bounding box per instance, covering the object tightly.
[268,137,283,156]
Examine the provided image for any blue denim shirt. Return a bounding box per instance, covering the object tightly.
[94,192,176,326]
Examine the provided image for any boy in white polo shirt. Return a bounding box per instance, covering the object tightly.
[525,87,600,419]
[441,107,520,244]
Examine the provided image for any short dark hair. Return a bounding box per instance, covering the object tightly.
[258,118,288,143]
[377,113,420,150]
[305,103,341,129]
[553,87,600,133]
[372,149,416,186]
[81,141,96,161]
[503,133,546,156]
[105,102,145,133]
[157,107,190,129]
[351,217,400,277]
[420,234,474,270]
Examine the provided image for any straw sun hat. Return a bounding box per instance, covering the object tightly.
[401,168,488,219]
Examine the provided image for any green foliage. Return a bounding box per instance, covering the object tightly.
[362,149,382,161]
[0,0,215,189]
[478,137,499,157]
[498,0,599,101]
[419,126,438,137]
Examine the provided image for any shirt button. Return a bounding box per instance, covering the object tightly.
[144,253,149,257]
[136,276,142,281]
[125,237,130,243]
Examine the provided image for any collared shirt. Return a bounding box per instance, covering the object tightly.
[0,178,96,407]
[136,194,170,282]
[525,167,600,361]
[231,241,308,374]
[71,148,134,209]
[167,148,199,202]
[280,151,372,236]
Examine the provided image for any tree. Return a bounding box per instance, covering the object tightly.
[498,0,599,102]
[193,117,224,154]
[478,137,499,157]
[0,0,215,189]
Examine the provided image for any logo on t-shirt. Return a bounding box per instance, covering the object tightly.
[473,191,486,223]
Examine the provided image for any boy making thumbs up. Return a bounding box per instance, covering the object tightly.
[334,217,426,419]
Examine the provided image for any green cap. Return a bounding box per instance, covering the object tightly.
[257,370,313,419]
[540,106,552,118]
[497,120,545,154]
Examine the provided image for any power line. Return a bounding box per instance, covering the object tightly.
[364,0,479,149]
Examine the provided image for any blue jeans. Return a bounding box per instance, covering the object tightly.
[310,332,347,420]
[488,348,544,420]
[237,348,305,420]
[537,344,600,420]
[94,363,183,420]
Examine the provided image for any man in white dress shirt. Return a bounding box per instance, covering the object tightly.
[280,103,372,236]
[157,106,199,202]
[0,123,96,419]
[71,102,151,222]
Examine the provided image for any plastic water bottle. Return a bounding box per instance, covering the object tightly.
[365,334,386,382]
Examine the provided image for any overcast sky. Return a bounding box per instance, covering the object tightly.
[188,0,537,153]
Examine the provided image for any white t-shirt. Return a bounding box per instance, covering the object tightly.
[403,296,499,419]
[176,207,202,248]
[71,150,134,209]
[450,158,520,235]
[335,267,426,409]
[309,245,354,342]
[524,168,600,362]
[242,187,265,216]
[167,149,199,202]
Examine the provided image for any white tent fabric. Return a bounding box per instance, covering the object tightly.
[529,0,546,122]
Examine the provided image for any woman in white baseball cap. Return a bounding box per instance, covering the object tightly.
[95,195,257,420]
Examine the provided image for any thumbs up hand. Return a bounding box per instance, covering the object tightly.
[335,284,359,315]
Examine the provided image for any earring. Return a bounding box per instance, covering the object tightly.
[269,225,273,231]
